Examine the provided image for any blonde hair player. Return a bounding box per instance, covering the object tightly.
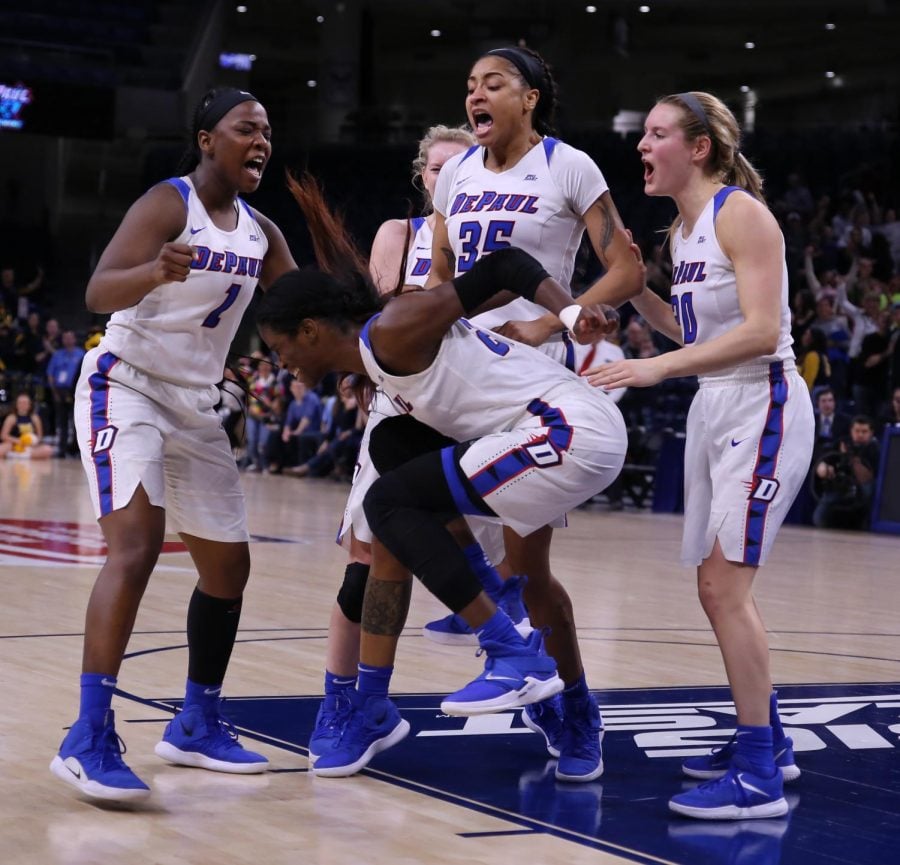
[586,91,815,820]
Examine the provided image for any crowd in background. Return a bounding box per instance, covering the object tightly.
[2,160,900,529]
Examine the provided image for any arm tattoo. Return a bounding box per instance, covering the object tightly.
[595,198,615,252]
[440,246,456,273]
[362,577,413,636]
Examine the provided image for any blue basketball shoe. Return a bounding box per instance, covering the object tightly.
[311,694,410,777]
[440,630,563,716]
[522,693,565,757]
[422,612,477,646]
[556,692,604,782]
[308,692,353,765]
[682,734,800,782]
[50,709,150,802]
[154,701,268,773]
[669,765,789,820]
[423,575,532,646]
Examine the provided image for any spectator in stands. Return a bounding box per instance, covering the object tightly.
[797,326,832,393]
[46,328,85,458]
[241,352,282,472]
[290,377,363,480]
[853,310,893,419]
[0,392,53,460]
[790,288,816,345]
[889,301,900,391]
[0,319,14,384]
[622,316,660,359]
[804,244,855,302]
[782,172,815,220]
[813,386,851,458]
[873,207,900,272]
[268,378,322,473]
[812,416,880,530]
[0,264,44,322]
[10,310,45,382]
[810,295,851,396]
[877,386,900,430]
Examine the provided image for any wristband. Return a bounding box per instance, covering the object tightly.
[558,304,582,333]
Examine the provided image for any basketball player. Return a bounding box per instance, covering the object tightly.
[310,124,501,763]
[50,87,297,802]
[427,45,644,779]
[369,124,476,295]
[586,92,815,819]
[257,173,627,779]
[310,126,534,765]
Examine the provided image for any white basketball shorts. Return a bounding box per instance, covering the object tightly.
[75,347,249,542]
[681,361,814,568]
[448,381,627,538]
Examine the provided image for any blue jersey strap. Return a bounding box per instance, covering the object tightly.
[713,185,748,223]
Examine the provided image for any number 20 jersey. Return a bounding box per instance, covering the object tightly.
[99,176,268,387]
[432,138,608,330]
[670,185,794,378]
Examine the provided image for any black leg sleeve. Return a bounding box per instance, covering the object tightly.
[363,448,490,613]
[186,588,243,686]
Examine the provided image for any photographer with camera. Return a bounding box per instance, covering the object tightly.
[812,416,880,530]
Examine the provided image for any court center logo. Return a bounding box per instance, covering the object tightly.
[0,519,186,566]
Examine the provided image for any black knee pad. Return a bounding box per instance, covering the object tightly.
[336,561,370,623]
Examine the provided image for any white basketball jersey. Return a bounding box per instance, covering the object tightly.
[403,216,434,288]
[358,312,598,442]
[100,176,268,386]
[432,138,608,329]
[670,186,794,379]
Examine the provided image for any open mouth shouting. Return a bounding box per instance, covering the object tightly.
[244,156,266,180]
[472,111,494,138]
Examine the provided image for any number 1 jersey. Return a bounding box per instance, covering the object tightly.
[100,176,268,387]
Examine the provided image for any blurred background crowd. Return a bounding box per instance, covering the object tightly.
[2,0,899,530]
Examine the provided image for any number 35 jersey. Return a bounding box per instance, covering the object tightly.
[432,138,607,330]
[100,175,268,387]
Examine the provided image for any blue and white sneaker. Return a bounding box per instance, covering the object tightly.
[440,630,563,716]
[556,692,604,782]
[422,612,477,646]
[311,694,410,777]
[669,765,789,820]
[522,693,565,758]
[154,702,268,774]
[682,735,800,782]
[423,575,532,646]
[308,693,352,765]
[50,709,150,802]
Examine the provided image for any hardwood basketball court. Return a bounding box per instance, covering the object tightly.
[2,457,898,864]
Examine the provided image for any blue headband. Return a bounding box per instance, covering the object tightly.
[675,92,712,135]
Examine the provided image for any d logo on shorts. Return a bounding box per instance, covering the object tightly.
[92,425,118,455]
[750,476,780,502]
